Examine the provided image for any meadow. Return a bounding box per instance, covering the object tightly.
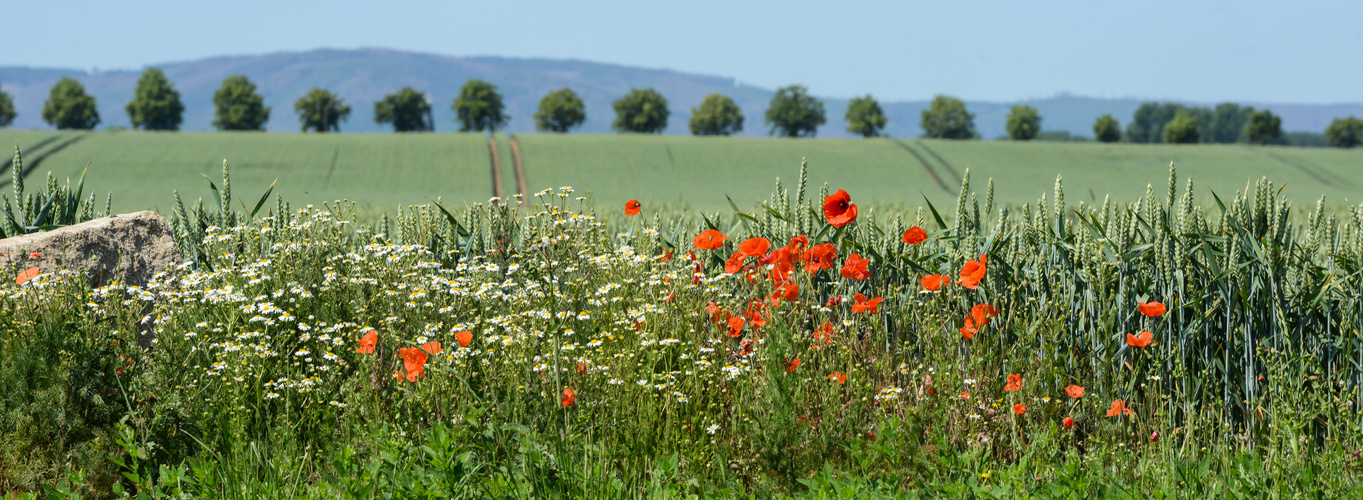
[2,136,1363,497]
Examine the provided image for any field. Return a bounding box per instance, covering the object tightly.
[1,130,1360,217]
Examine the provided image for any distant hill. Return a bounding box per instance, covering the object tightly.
[2,48,1361,138]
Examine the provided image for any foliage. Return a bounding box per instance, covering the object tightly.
[844,95,887,138]
[1284,131,1330,148]
[374,87,433,133]
[1245,109,1283,145]
[125,68,184,131]
[1092,114,1121,143]
[452,80,508,133]
[1204,102,1253,144]
[293,88,352,133]
[689,93,745,136]
[612,88,669,134]
[1325,116,1363,148]
[211,75,271,131]
[1034,130,1090,142]
[1125,102,1182,143]
[534,88,586,133]
[1163,109,1200,144]
[1005,105,1041,141]
[920,95,977,140]
[0,147,109,238]
[41,78,100,131]
[765,85,826,138]
[0,84,17,128]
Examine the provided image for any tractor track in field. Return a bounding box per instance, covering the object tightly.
[0,134,65,177]
[1261,150,1352,189]
[914,141,964,185]
[487,136,505,199]
[0,133,90,189]
[891,139,953,195]
[509,135,528,197]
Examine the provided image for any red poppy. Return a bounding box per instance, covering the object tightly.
[813,321,835,345]
[456,330,473,347]
[577,361,589,375]
[398,347,429,382]
[771,281,799,302]
[1004,373,1022,392]
[739,238,771,257]
[786,359,801,372]
[724,252,747,274]
[768,260,795,283]
[562,388,576,407]
[805,243,838,273]
[1106,399,1134,417]
[659,249,672,262]
[624,199,641,216]
[960,390,970,400]
[1013,404,1026,415]
[959,317,980,339]
[822,189,858,227]
[706,301,727,324]
[1065,385,1085,398]
[970,303,999,327]
[727,317,746,337]
[958,254,988,289]
[921,274,950,292]
[828,372,846,385]
[1150,430,1159,442]
[1138,301,1167,318]
[737,338,756,357]
[744,300,767,329]
[902,226,927,245]
[1063,417,1075,429]
[356,330,378,354]
[15,267,41,285]
[851,293,883,313]
[1126,331,1155,348]
[693,230,727,250]
[421,341,443,355]
[840,254,871,281]
[788,235,809,254]
[28,252,41,260]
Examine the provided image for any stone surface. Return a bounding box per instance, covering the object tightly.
[0,211,181,288]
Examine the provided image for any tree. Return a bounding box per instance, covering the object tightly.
[453,80,508,132]
[1163,109,1200,144]
[1205,103,1253,143]
[125,68,184,131]
[1093,114,1121,143]
[612,88,669,134]
[534,88,586,133]
[844,95,887,138]
[1006,105,1042,141]
[42,77,100,130]
[920,95,976,139]
[374,87,432,132]
[212,75,270,131]
[1244,109,1283,145]
[689,93,744,136]
[0,85,14,128]
[1125,102,1183,143]
[1325,117,1363,148]
[294,88,351,133]
[764,85,825,137]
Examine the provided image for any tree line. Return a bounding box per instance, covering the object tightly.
[0,69,1360,148]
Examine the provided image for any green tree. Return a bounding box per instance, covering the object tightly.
[124,68,184,131]
[374,87,432,132]
[1325,117,1363,148]
[294,88,351,133]
[689,93,745,136]
[534,88,586,133]
[612,88,669,134]
[1244,109,1283,145]
[844,95,887,138]
[453,80,508,133]
[1005,105,1042,141]
[919,95,976,139]
[1093,114,1121,143]
[1205,103,1253,143]
[0,85,14,128]
[42,77,100,130]
[1125,102,1183,143]
[764,85,825,137]
[1163,109,1200,144]
[212,75,270,131]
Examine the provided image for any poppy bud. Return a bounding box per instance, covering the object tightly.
[1150,430,1159,442]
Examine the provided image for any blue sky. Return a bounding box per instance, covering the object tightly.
[7,0,1360,103]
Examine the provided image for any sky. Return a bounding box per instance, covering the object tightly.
[6,0,1360,104]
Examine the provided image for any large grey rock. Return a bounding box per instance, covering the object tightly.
[0,211,181,288]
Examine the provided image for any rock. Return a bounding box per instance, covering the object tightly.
[0,211,181,288]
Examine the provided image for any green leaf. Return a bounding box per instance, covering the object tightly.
[921,192,949,231]
[248,178,278,219]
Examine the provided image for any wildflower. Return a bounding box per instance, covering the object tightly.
[724,252,746,274]
[421,341,443,355]
[771,281,799,302]
[356,330,377,354]
[15,267,40,285]
[1150,430,1159,442]
[693,230,727,250]
[625,199,641,216]
[28,251,41,260]
[822,189,858,227]
[786,358,801,372]
[398,347,429,382]
[959,319,978,339]
[812,321,835,345]
[840,254,871,280]
[1138,301,1167,318]
[959,254,988,289]
[739,237,771,257]
[1065,385,1085,398]
[971,303,999,326]
[1063,417,1075,429]
[456,330,473,347]
[921,274,950,292]
[902,226,927,244]
[1106,399,1134,417]
[829,372,847,385]
[1126,331,1155,348]
[562,388,576,407]
[577,361,589,375]
[706,424,720,434]
[727,317,745,338]
[851,293,883,313]
[1005,373,1022,392]
[1013,404,1026,415]
[788,235,809,254]
[961,390,970,400]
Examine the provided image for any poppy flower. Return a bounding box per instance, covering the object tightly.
[788,235,809,254]
[970,303,999,326]
[659,249,672,262]
[921,274,950,292]
[786,359,801,372]
[727,317,746,338]
[455,330,473,347]
[1063,417,1075,429]
[959,317,980,339]
[805,243,838,273]
[744,300,767,329]
[840,254,871,281]
[1150,430,1159,442]
[1064,385,1085,399]
[768,260,795,283]
[828,372,846,385]
[851,293,883,313]
[398,347,429,382]
[902,226,927,245]
[958,254,988,289]
[28,252,41,260]
[356,330,378,354]
[739,237,771,257]
[1138,301,1167,318]
[822,189,858,227]
[960,390,970,400]
[1013,404,1026,415]
[724,252,747,274]
[577,361,589,375]
[421,341,443,355]
[624,199,641,216]
[1004,373,1022,392]
[1126,331,1155,348]
[813,321,835,345]
[1105,399,1134,417]
[737,338,756,357]
[15,267,41,285]
[771,281,799,302]
[693,230,727,250]
[562,388,576,407]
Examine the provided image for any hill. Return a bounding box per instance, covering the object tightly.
[3,49,1362,138]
